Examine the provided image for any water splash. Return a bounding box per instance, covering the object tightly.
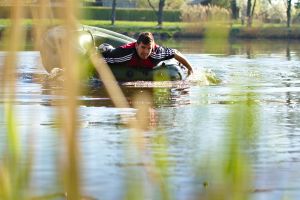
[189,68,222,85]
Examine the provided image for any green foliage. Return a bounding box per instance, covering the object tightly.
[211,0,231,9]
[82,7,181,22]
[81,6,112,20]
[0,6,181,22]
[296,1,300,9]
[137,0,184,9]
[223,92,258,200]
[0,5,70,19]
[0,102,32,200]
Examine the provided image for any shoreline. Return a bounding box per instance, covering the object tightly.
[1,24,300,41]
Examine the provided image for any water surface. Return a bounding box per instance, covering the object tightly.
[1,39,300,199]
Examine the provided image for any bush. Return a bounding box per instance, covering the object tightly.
[0,5,70,19]
[181,4,230,22]
[82,7,181,22]
[180,4,231,36]
[0,6,181,22]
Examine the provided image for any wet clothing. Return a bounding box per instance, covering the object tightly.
[102,42,176,68]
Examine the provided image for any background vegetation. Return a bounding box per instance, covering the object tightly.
[81,0,300,28]
[1,0,300,39]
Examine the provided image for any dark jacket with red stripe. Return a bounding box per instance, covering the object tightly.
[102,42,175,68]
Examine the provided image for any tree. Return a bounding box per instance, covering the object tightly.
[287,0,292,27]
[138,0,183,9]
[266,0,292,28]
[210,0,239,19]
[147,0,165,27]
[157,0,165,26]
[246,0,252,25]
[211,0,230,8]
[111,0,117,25]
[246,0,257,27]
[230,0,238,19]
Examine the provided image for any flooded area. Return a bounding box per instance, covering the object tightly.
[1,39,300,199]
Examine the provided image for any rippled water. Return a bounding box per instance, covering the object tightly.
[1,39,300,199]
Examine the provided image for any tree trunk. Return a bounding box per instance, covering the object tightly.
[157,0,165,27]
[246,0,256,27]
[111,0,117,25]
[287,0,292,27]
[251,0,256,18]
[147,0,165,27]
[246,0,252,27]
[230,0,238,19]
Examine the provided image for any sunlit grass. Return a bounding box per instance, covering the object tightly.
[2,18,300,29]
[0,18,187,28]
[80,19,187,28]
[1,18,300,41]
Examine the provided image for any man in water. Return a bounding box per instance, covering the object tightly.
[100,32,194,75]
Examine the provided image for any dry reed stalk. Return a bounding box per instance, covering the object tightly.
[89,51,130,108]
[2,0,24,96]
[90,47,170,198]
[0,1,30,199]
[0,1,171,199]
[55,1,82,199]
[2,0,24,159]
[130,92,172,200]
[90,48,149,169]
[89,47,158,148]
[30,0,54,50]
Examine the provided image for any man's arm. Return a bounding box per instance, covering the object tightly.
[174,50,194,75]
[101,46,133,65]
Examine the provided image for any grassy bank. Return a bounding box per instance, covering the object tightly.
[82,20,300,40]
[1,19,300,40]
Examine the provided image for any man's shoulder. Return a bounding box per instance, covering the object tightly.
[120,42,136,49]
[153,44,174,52]
[152,45,175,55]
[150,45,175,60]
[102,42,135,62]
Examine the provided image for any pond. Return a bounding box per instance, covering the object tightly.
[1,38,300,200]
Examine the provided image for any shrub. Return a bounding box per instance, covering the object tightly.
[0,6,181,22]
[82,7,181,22]
[181,4,230,22]
[180,4,231,37]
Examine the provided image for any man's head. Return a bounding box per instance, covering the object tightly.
[135,32,155,60]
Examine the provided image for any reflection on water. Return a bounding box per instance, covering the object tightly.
[161,38,300,59]
[1,39,300,199]
[40,79,191,108]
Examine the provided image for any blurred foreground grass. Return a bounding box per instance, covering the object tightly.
[0,2,262,200]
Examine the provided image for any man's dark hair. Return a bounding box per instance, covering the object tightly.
[137,32,154,45]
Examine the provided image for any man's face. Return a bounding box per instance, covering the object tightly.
[135,42,153,60]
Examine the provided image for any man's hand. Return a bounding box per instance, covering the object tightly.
[174,50,194,76]
[187,67,193,75]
